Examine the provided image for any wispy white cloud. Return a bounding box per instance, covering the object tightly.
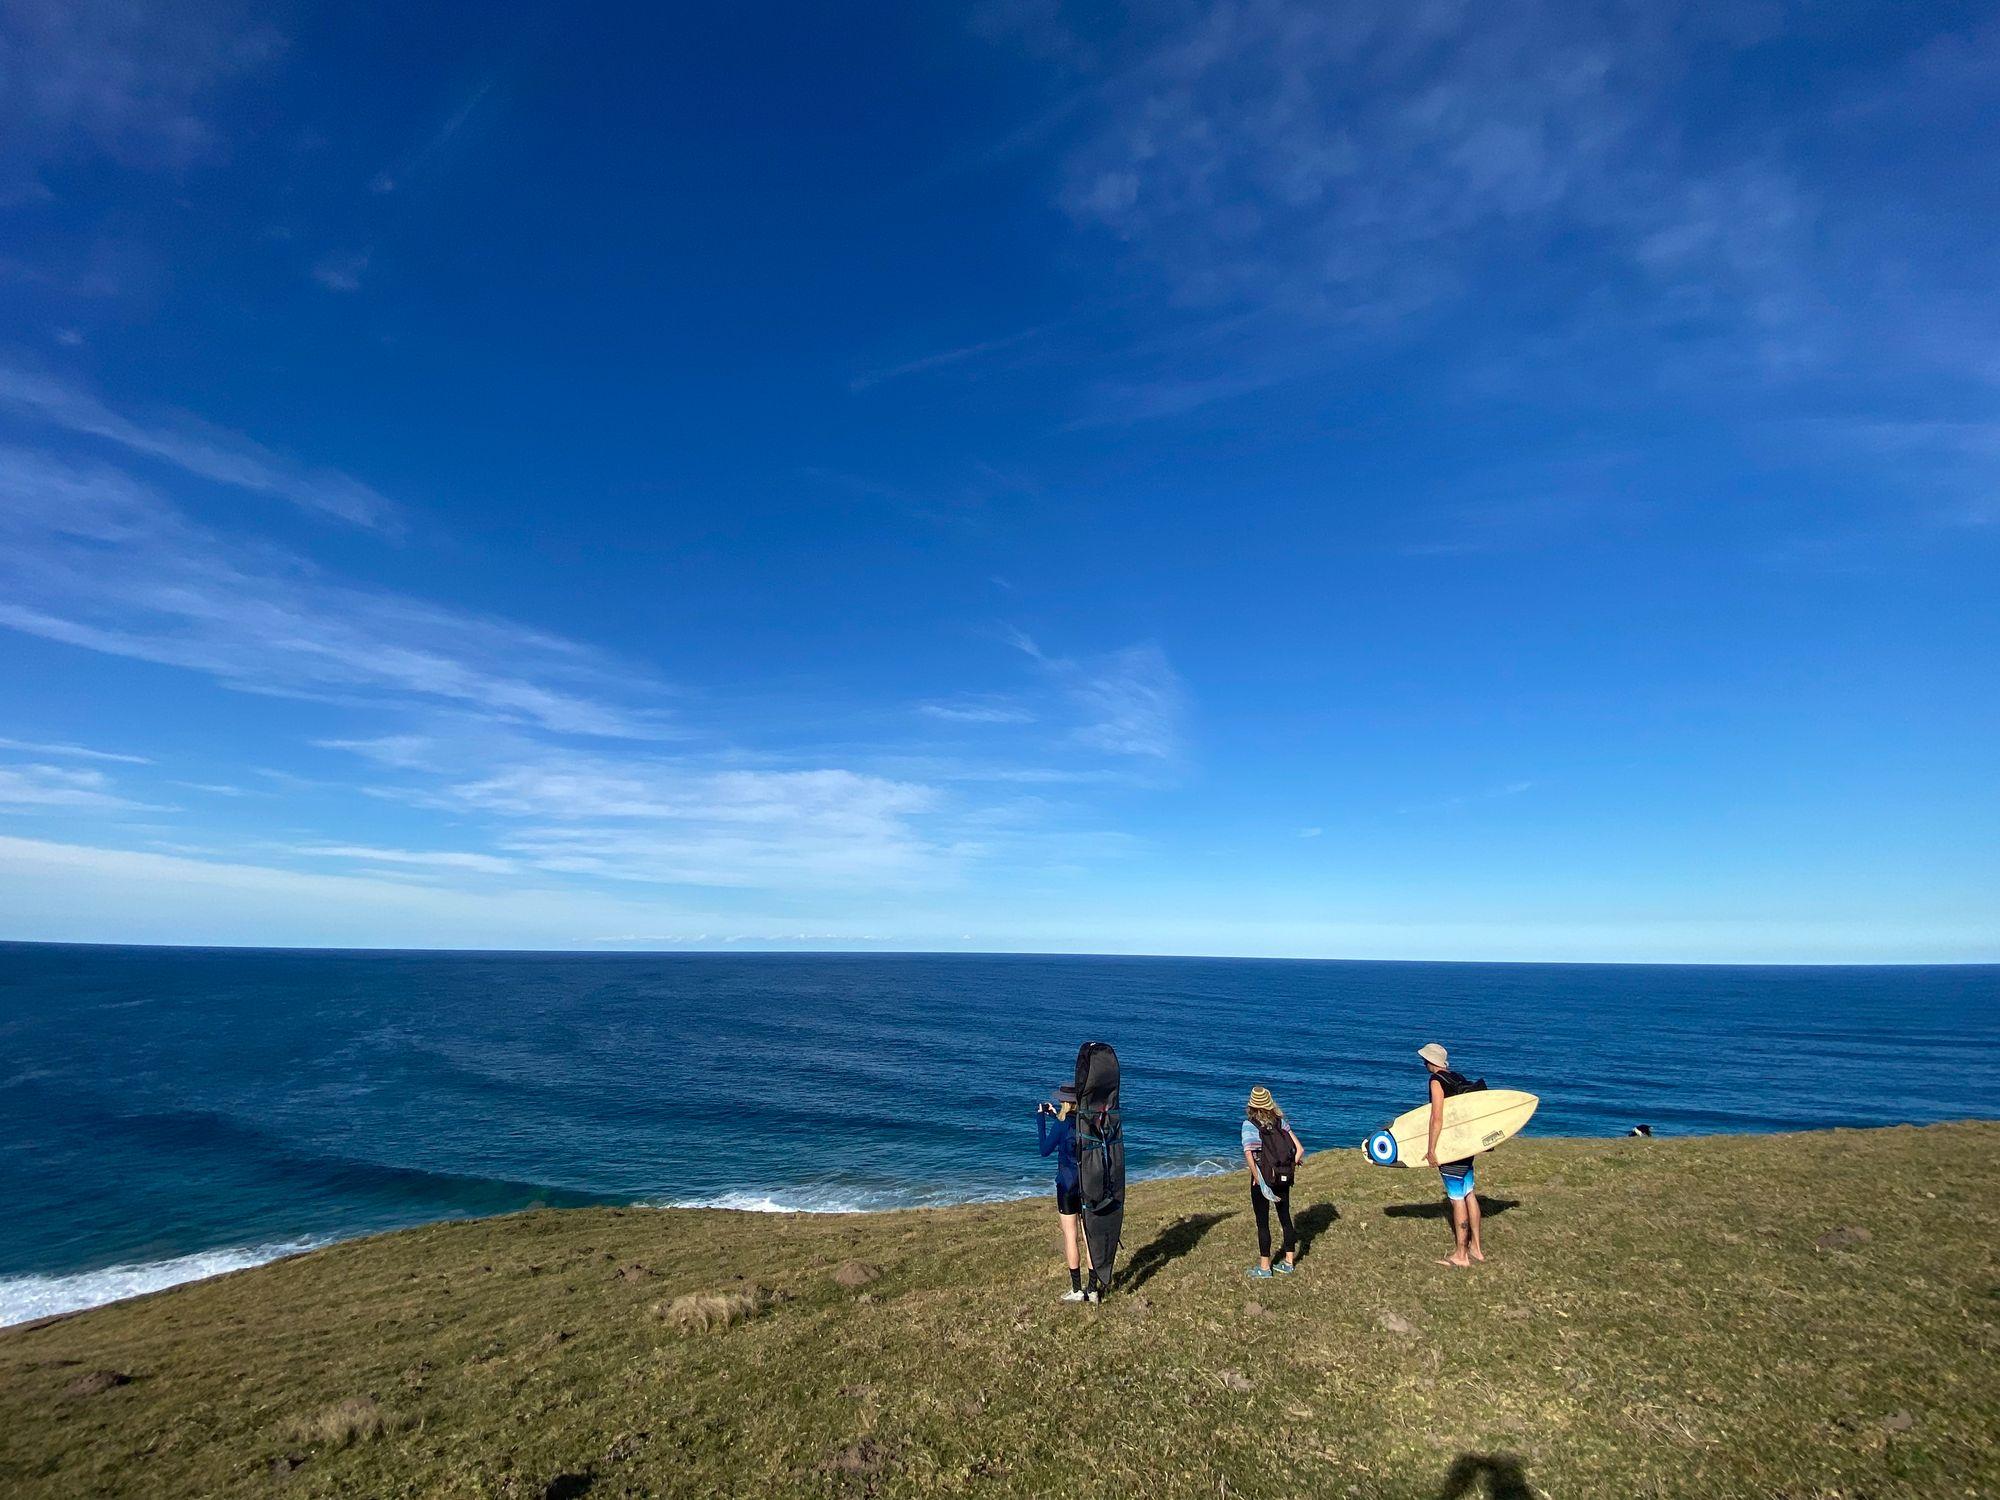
[1066,643,1186,759]
[1400,780,1536,815]
[0,735,150,764]
[309,249,369,294]
[294,844,519,874]
[1010,630,1188,760]
[849,322,1054,392]
[972,3,1913,427]
[804,460,1041,526]
[1783,417,2000,530]
[369,78,496,195]
[0,763,161,811]
[975,767,1120,785]
[1048,5,1803,327]
[495,820,946,890]
[0,834,745,950]
[1400,455,1657,556]
[331,739,962,891]
[313,722,1148,894]
[1823,419,2000,458]
[313,735,440,770]
[0,364,395,528]
[1297,826,1322,839]
[0,0,283,179]
[0,412,1156,907]
[0,446,669,737]
[917,697,1036,725]
[447,763,934,825]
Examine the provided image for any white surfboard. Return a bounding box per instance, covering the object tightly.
[1363,1089,1539,1168]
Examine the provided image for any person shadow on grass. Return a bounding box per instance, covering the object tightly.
[1118,1211,1234,1291]
[1291,1201,1339,1261]
[1383,1197,1520,1222]
[1434,1452,1533,1500]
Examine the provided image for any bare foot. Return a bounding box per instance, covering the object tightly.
[1437,1254,1470,1268]
[1469,1248,1486,1263]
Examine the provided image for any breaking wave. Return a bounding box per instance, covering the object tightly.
[0,1239,327,1329]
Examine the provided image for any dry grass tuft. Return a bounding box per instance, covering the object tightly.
[63,1369,132,1397]
[653,1286,772,1334]
[279,1395,396,1448]
[822,1436,892,1475]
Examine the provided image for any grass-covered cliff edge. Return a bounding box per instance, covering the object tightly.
[4,1123,1996,1500]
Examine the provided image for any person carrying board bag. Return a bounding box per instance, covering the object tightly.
[1035,1083,1088,1302]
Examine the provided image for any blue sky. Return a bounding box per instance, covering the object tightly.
[0,0,1994,960]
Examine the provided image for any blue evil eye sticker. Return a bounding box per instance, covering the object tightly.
[1365,1130,1399,1166]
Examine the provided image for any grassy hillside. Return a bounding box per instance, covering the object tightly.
[3,1122,1996,1499]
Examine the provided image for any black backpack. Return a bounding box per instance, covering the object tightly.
[1257,1119,1297,1188]
[1436,1068,1487,1098]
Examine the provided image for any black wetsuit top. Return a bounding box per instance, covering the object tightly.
[1431,1068,1478,1170]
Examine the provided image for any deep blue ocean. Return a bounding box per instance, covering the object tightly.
[3,943,1995,1325]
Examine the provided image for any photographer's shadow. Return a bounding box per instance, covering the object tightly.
[1434,1452,1533,1500]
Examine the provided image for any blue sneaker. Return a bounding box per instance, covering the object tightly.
[1246,1265,1274,1279]
[1274,1261,1296,1276]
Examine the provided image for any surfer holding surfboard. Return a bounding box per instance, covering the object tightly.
[1421,1043,1488,1268]
[1362,1046,1537,1268]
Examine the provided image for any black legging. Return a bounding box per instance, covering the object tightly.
[1251,1179,1295,1259]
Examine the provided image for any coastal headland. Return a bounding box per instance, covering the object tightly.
[4,1122,1995,1498]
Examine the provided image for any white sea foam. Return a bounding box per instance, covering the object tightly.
[1172,1158,1233,1177]
[658,1190,883,1214]
[0,1239,327,1328]
[3,1160,1249,1324]
[649,1159,1238,1216]
[650,1186,1014,1214]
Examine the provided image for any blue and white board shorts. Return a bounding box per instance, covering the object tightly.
[1439,1162,1476,1200]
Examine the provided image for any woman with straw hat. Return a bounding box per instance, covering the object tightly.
[1241,1085,1306,1279]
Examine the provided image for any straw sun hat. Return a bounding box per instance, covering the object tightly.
[1247,1085,1278,1112]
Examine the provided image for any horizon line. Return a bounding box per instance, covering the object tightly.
[1,937,1994,969]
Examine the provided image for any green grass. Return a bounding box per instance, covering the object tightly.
[4,1122,1996,1499]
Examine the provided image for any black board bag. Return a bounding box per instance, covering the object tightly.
[1073,1041,1124,1295]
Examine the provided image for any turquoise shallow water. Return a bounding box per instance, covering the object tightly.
[2,942,1995,1323]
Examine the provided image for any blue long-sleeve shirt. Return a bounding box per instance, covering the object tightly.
[1038,1112,1079,1192]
